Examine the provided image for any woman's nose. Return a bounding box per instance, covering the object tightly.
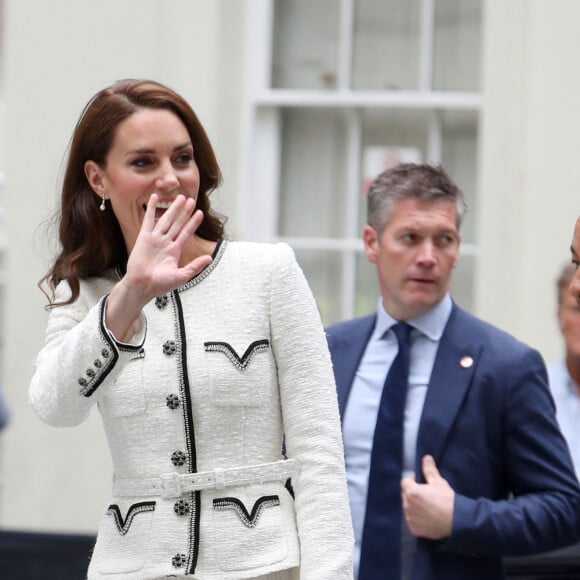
[155,162,179,190]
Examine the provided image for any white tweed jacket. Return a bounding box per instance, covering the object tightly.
[29,240,354,580]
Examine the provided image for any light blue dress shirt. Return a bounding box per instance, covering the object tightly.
[342,294,452,579]
[547,360,580,479]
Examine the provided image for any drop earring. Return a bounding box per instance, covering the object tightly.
[100,194,106,211]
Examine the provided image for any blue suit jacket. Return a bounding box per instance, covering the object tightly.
[326,303,580,580]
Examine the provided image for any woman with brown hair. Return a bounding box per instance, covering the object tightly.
[29,79,353,580]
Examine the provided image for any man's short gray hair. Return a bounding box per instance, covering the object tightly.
[367,163,468,233]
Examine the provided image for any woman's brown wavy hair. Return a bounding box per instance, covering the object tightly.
[40,79,225,307]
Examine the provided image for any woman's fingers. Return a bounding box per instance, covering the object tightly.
[129,194,208,293]
[154,195,195,238]
[141,193,159,231]
[173,208,204,246]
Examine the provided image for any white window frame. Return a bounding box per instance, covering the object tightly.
[242,0,481,323]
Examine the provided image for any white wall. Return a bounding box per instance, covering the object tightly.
[0,0,246,532]
[477,0,580,363]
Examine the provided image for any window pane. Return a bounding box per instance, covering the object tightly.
[450,254,475,312]
[278,108,348,238]
[355,109,478,241]
[355,251,379,318]
[433,0,482,91]
[272,0,340,89]
[353,0,421,90]
[441,110,478,244]
[0,0,4,96]
[294,249,343,325]
[357,109,429,234]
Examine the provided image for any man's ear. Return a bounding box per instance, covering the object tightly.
[363,225,379,264]
[451,232,462,269]
[84,160,106,197]
[557,307,566,334]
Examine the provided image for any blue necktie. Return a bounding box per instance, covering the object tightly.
[359,322,411,580]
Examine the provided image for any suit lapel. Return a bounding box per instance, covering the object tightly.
[327,315,376,419]
[415,305,482,481]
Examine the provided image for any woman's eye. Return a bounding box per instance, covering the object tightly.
[176,153,193,164]
[131,157,151,168]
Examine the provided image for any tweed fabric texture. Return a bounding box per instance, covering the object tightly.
[29,241,354,579]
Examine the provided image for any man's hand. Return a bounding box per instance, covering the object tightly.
[401,454,454,539]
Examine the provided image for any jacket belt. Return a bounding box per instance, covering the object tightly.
[113,459,300,499]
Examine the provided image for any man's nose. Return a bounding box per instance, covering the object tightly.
[416,241,437,265]
[569,272,580,302]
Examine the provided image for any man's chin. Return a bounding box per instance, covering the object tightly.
[404,294,444,316]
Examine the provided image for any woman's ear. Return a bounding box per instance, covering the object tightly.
[84,160,106,197]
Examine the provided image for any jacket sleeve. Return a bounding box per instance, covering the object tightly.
[267,243,354,579]
[29,280,146,427]
[448,346,580,556]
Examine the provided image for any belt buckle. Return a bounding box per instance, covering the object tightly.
[160,472,182,499]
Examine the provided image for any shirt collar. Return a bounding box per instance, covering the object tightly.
[374,293,453,341]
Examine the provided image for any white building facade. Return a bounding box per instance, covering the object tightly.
[0,0,579,533]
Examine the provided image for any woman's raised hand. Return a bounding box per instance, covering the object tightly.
[125,194,212,299]
[105,194,213,340]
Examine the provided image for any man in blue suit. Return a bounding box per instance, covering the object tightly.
[326,163,580,580]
